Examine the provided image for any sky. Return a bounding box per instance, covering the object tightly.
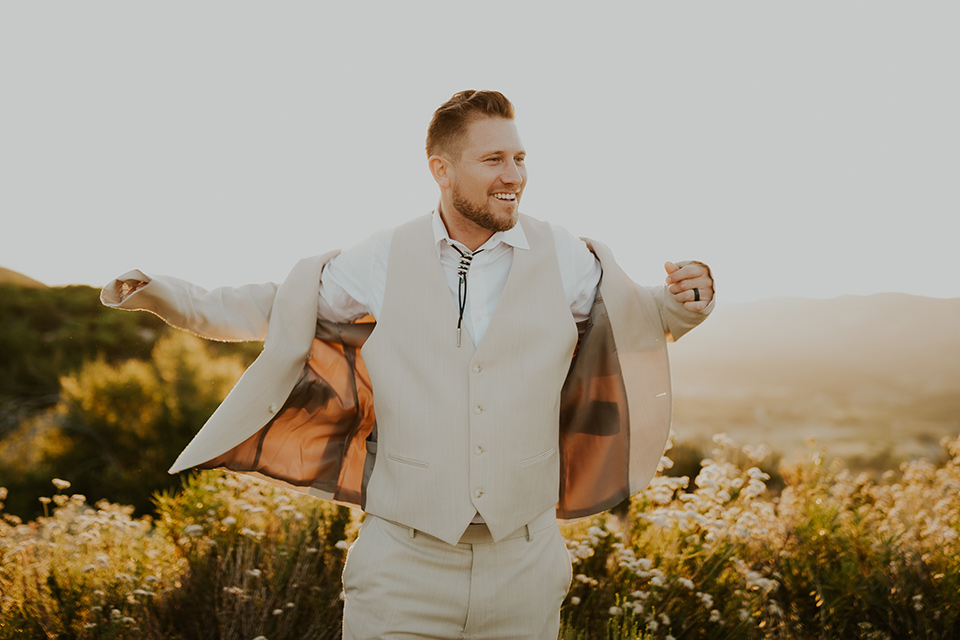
[1,2,957,303]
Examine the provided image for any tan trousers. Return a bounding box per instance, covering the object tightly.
[342,508,572,640]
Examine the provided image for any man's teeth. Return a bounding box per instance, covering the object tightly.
[492,193,516,201]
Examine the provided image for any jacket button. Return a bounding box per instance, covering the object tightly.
[473,405,483,415]
[473,364,482,374]
[305,352,313,362]
[474,446,483,456]
[268,403,279,414]
[474,489,484,498]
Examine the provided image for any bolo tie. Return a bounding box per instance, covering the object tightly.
[452,245,483,347]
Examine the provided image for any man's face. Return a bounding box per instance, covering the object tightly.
[446,117,527,233]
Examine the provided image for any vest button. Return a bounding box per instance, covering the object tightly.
[473,364,482,374]
[473,405,483,415]
[474,489,484,498]
[268,403,280,414]
[474,446,483,456]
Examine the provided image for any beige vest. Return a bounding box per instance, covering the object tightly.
[361,214,578,545]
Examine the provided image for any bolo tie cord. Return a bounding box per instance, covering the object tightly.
[452,245,483,347]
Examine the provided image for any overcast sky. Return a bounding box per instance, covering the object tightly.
[2,2,957,303]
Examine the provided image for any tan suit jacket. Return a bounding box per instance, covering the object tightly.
[101,228,712,520]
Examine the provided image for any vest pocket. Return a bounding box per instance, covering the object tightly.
[519,447,557,468]
[386,452,429,469]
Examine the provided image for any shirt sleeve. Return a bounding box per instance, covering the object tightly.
[551,225,602,323]
[318,228,392,322]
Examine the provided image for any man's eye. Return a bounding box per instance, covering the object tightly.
[515,157,525,164]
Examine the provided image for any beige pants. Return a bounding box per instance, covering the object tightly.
[342,508,572,640]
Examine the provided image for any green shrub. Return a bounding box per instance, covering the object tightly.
[0,472,355,640]
[3,434,960,639]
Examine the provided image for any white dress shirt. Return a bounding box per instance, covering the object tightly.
[317,211,602,345]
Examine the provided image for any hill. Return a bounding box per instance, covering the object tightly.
[668,293,960,464]
[0,267,46,288]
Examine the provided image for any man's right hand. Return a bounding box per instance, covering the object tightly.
[118,279,148,301]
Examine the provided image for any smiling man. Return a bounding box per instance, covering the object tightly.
[102,90,714,639]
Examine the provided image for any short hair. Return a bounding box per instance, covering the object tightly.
[426,90,515,160]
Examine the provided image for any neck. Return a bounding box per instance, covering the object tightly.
[438,201,494,252]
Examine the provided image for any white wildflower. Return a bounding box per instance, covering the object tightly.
[747,467,770,481]
[52,478,71,490]
[608,606,623,616]
[712,433,736,447]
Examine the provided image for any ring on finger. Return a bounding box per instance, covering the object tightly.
[693,288,700,302]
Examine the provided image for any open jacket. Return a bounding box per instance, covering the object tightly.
[102,238,711,520]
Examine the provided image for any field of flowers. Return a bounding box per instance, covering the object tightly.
[2,432,959,640]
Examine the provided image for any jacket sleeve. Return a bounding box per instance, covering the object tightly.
[100,269,278,342]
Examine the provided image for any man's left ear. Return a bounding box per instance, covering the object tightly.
[428,155,452,189]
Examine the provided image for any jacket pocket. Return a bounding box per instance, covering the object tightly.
[519,447,556,468]
[386,453,429,469]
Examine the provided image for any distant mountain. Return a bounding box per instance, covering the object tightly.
[0,267,45,288]
[667,294,960,463]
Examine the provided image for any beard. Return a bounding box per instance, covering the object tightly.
[451,184,519,233]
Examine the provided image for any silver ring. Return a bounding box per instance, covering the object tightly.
[693,288,700,302]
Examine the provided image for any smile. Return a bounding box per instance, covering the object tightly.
[492,193,517,201]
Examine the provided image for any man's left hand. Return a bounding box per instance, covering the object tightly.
[664,261,714,312]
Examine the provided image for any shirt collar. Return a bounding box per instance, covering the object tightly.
[431,208,530,254]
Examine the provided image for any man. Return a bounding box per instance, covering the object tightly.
[102,90,714,639]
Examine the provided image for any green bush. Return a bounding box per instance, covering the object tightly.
[0,332,246,518]
[3,434,960,639]
[560,434,960,639]
[0,472,354,640]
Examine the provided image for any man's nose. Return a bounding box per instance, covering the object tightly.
[500,161,523,184]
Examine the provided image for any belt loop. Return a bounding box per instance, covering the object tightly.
[525,524,533,542]
[409,526,417,539]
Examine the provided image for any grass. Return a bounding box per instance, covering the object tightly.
[3,432,960,639]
